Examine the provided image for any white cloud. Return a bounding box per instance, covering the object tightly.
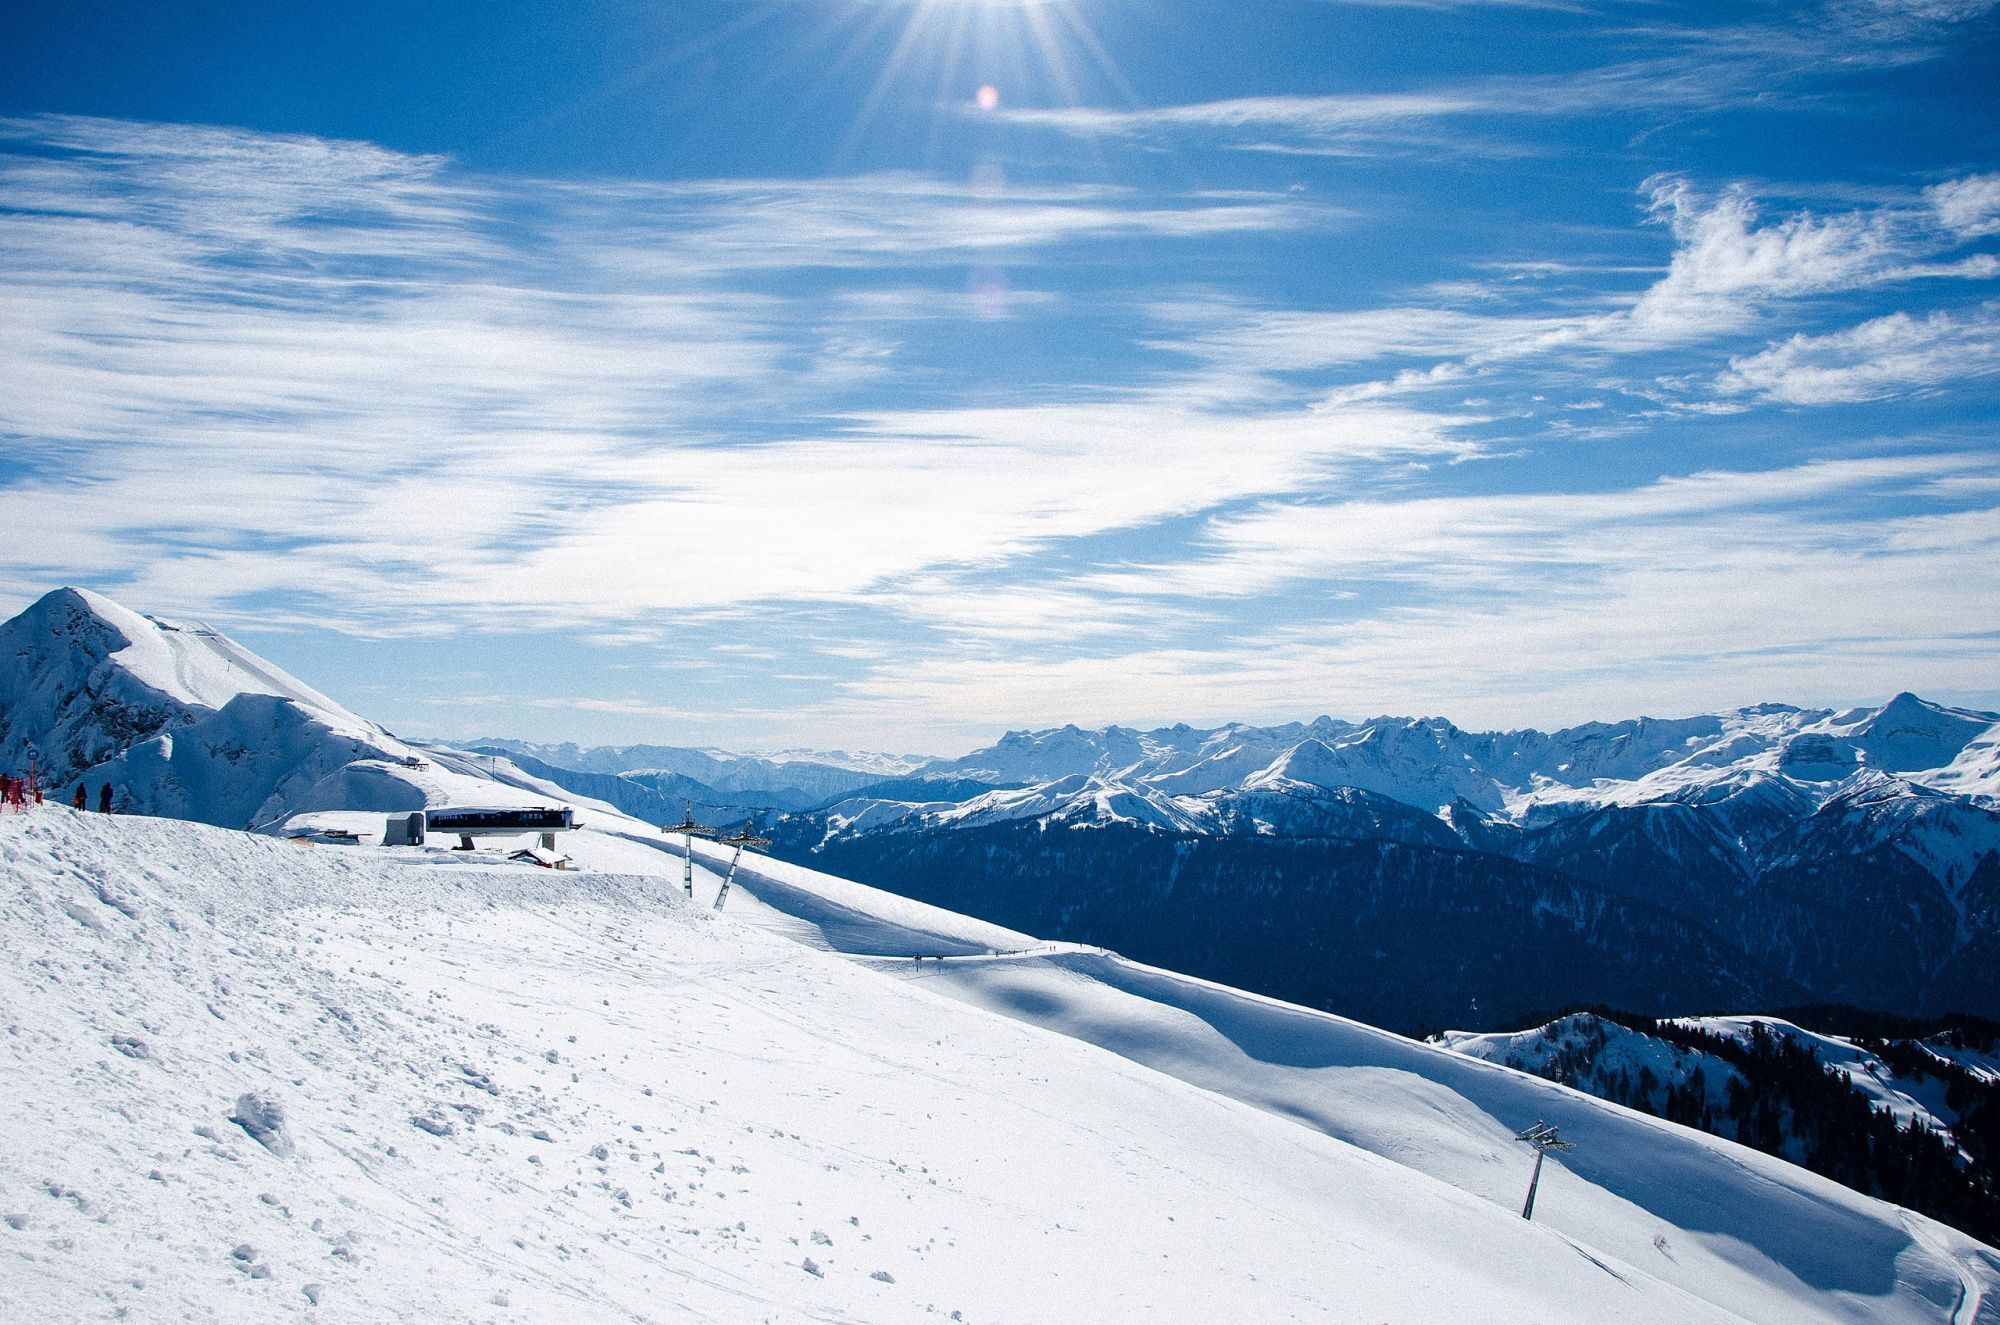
[996,93,1486,139]
[1716,302,2000,403]
[7,113,1999,743]
[1151,305,1576,374]
[1835,0,2000,34]
[1626,180,1900,329]
[1557,178,1998,356]
[986,4,1989,158]
[1141,176,2000,410]
[0,115,1434,636]
[1929,172,2000,238]
[1081,452,1986,599]
[830,454,2000,732]
[482,398,1478,619]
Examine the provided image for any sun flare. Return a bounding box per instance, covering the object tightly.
[813,0,1135,160]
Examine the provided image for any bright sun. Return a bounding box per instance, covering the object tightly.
[822,0,1132,156]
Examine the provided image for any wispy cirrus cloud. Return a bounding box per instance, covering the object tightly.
[1930,172,2000,238]
[1606,177,1999,348]
[1142,173,2000,414]
[1082,452,1993,599]
[0,114,1396,635]
[832,452,2000,732]
[5,109,1998,744]
[991,1,1994,157]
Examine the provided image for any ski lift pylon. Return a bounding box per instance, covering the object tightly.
[662,807,725,898]
[712,822,771,911]
[1514,1120,1574,1221]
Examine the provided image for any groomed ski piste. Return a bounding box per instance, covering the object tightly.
[5,808,1998,1324]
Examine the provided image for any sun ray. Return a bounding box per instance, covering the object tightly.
[1050,1,1146,108]
[838,3,959,165]
[810,0,1147,175]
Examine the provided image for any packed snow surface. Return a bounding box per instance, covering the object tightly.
[7,810,1997,1323]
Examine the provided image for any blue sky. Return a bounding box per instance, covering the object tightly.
[2,0,1998,755]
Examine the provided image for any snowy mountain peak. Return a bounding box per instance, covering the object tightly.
[0,588,618,832]
[1245,737,1348,790]
[1847,691,1999,774]
[0,586,355,785]
[11,587,352,720]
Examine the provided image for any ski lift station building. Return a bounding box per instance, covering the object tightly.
[384,805,579,852]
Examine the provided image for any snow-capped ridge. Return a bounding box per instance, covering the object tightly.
[0,587,369,789]
[899,693,2000,835]
[0,588,643,833]
[1849,692,2000,775]
[1243,737,1353,791]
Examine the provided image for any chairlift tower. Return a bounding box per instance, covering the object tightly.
[712,824,772,911]
[662,808,724,898]
[1514,1121,1574,1221]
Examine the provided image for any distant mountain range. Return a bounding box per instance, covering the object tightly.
[444,685,2000,1033]
[740,700,2000,1031]
[459,738,914,813]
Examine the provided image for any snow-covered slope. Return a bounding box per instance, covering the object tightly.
[1438,1013,1740,1109]
[1438,1010,2000,1203]
[691,835,2000,1325]
[12,808,1959,1323]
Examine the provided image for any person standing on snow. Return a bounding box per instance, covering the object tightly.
[72,784,87,809]
[98,784,112,814]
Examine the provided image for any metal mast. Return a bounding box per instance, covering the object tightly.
[712,823,772,911]
[1515,1121,1574,1221]
[662,808,723,899]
